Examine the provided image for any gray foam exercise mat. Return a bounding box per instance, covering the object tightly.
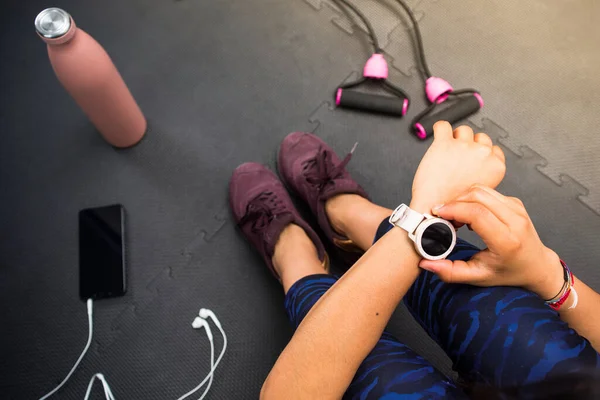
[1,0,598,398]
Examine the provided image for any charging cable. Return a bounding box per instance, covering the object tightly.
[39,299,94,400]
[38,300,226,400]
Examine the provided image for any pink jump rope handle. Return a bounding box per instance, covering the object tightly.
[414,77,483,140]
[336,54,409,116]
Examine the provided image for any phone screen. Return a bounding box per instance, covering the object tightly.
[79,204,126,300]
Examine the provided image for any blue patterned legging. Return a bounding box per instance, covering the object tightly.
[283,220,600,399]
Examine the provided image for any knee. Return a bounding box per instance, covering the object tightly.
[475,291,598,385]
[448,286,599,386]
[514,320,599,382]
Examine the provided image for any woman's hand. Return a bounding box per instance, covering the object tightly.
[410,121,506,214]
[419,185,565,299]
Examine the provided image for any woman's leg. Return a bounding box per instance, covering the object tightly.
[275,224,465,399]
[231,164,463,398]
[325,194,391,252]
[282,276,464,399]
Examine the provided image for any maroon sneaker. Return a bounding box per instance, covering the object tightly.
[277,132,369,253]
[229,162,329,280]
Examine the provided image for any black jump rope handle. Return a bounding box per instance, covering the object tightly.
[336,89,408,116]
[414,94,482,138]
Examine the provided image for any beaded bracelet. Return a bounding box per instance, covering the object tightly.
[545,260,575,311]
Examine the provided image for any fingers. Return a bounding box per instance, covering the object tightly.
[453,125,474,141]
[433,121,453,141]
[435,122,495,147]
[477,186,524,212]
[460,185,527,216]
[474,133,505,165]
[469,185,505,201]
[419,257,490,285]
[474,132,493,147]
[492,145,505,163]
[454,186,515,224]
[508,196,524,208]
[434,200,509,245]
[451,221,466,229]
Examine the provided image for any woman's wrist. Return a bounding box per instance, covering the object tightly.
[525,248,565,300]
[409,198,437,215]
[383,227,422,260]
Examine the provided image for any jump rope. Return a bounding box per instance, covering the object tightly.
[332,0,483,139]
[37,299,227,400]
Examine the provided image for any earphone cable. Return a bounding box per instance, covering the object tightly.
[38,300,225,400]
[198,328,215,400]
[198,312,227,400]
[176,313,227,400]
[84,374,116,400]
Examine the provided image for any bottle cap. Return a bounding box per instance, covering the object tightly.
[35,8,71,38]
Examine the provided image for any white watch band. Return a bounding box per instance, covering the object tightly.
[389,204,425,234]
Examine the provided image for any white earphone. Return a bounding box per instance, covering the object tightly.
[199,309,221,330]
[177,308,228,400]
[192,317,214,341]
[38,301,227,400]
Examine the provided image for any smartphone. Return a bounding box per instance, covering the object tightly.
[79,204,127,300]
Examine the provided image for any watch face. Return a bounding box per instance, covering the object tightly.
[421,222,453,257]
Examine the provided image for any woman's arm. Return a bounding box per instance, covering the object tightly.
[558,277,600,350]
[420,185,600,352]
[261,228,420,399]
[543,253,600,351]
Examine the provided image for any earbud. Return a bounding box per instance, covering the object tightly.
[198,308,212,319]
[191,316,206,329]
[40,299,224,400]
[199,308,222,330]
[192,316,214,341]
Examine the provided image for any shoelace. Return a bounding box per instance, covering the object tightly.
[302,143,358,190]
[239,191,289,233]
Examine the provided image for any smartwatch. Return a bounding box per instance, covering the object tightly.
[389,204,456,260]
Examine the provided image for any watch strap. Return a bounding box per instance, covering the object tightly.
[389,204,425,235]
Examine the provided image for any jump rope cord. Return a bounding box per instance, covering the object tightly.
[333,0,381,52]
[391,0,433,80]
[38,299,226,400]
[333,0,431,79]
[391,0,480,96]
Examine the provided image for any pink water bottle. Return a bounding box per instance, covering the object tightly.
[35,8,146,148]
